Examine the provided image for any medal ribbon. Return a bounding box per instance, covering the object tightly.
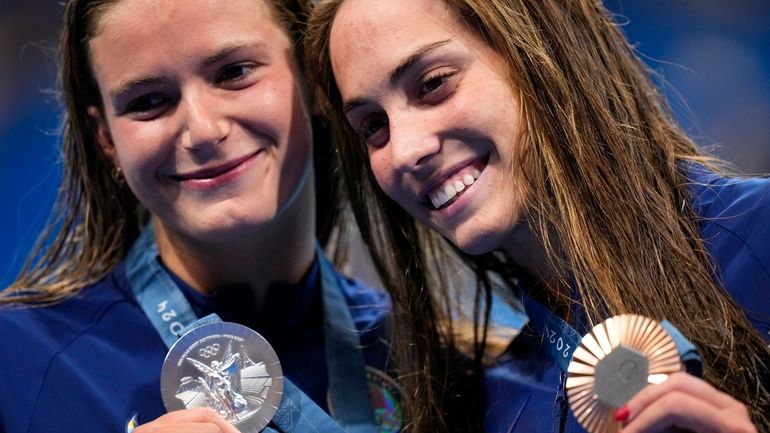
[316,244,378,433]
[125,226,199,348]
[126,226,378,433]
[521,294,703,375]
[521,294,583,372]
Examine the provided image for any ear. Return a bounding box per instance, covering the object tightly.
[87,105,117,164]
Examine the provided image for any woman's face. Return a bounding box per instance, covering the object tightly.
[330,0,529,254]
[88,0,312,243]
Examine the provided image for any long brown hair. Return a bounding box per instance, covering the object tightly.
[305,0,770,431]
[0,0,343,304]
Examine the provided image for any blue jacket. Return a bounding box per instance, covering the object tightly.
[485,168,770,433]
[0,246,392,433]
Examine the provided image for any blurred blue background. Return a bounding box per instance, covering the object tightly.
[1,0,769,289]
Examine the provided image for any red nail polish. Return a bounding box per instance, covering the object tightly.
[613,405,630,422]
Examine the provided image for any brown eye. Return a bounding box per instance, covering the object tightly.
[421,75,445,94]
[358,114,389,147]
[418,71,455,104]
[216,63,254,83]
[124,92,173,119]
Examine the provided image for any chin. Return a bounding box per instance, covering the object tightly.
[181,211,277,244]
[182,223,251,244]
[451,230,506,256]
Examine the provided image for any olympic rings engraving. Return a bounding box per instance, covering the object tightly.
[199,343,221,358]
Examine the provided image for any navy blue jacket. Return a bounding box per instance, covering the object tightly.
[0,253,391,433]
[485,168,770,433]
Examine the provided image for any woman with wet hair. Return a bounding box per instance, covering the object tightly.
[306,0,770,431]
[0,1,401,432]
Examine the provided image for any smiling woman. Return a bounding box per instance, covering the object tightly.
[330,1,527,256]
[307,0,770,432]
[87,0,312,248]
[0,1,399,433]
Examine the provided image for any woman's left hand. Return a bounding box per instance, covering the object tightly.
[618,372,757,433]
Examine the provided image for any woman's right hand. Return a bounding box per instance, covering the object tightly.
[618,372,757,433]
[133,408,240,433]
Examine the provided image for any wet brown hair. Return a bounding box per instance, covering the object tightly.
[0,0,344,304]
[306,0,770,431]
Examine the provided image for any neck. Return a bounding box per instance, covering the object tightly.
[501,219,567,300]
[154,176,317,314]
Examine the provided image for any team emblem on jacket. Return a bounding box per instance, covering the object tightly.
[328,366,404,432]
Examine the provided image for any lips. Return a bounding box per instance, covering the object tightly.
[428,167,481,209]
[424,156,488,210]
[170,150,262,190]
[173,152,257,181]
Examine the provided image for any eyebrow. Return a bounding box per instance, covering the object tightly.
[343,39,453,114]
[390,39,451,85]
[110,76,165,102]
[200,41,264,69]
[109,41,266,102]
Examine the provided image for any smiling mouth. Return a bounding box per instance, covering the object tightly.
[172,152,260,182]
[426,158,487,210]
[168,150,263,191]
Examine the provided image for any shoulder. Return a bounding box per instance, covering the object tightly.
[0,266,132,350]
[689,169,770,256]
[337,271,389,306]
[0,265,135,362]
[0,266,132,423]
[685,166,770,337]
[691,172,770,266]
[0,264,135,372]
[686,166,770,258]
[687,167,770,227]
[334,269,390,320]
[326,264,391,343]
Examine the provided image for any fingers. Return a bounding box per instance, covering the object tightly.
[620,373,757,433]
[622,390,749,433]
[133,408,240,433]
[628,372,734,412]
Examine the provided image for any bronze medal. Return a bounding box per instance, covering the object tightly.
[566,314,682,433]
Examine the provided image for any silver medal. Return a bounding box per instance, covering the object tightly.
[161,322,284,433]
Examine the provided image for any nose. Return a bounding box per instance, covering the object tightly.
[388,111,441,176]
[181,87,229,152]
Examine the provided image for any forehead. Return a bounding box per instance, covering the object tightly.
[330,0,456,65]
[87,0,291,84]
[90,0,285,51]
[98,0,273,30]
[329,0,505,100]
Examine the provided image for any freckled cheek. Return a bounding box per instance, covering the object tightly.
[368,152,399,197]
[253,82,281,111]
[248,79,309,140]
[111,123,173,180]
[444,91,484,128]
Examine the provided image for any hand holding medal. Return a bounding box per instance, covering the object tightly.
[160,322,284,433]
[566,314,682,433]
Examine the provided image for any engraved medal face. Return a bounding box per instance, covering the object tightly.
[566,314,682,433]
[161,322,283,433]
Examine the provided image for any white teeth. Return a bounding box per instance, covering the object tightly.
[430,194,441,209]
[444,183,457,199]
[428,167,483,209]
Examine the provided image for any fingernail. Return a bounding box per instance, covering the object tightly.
[613,405,630,422]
